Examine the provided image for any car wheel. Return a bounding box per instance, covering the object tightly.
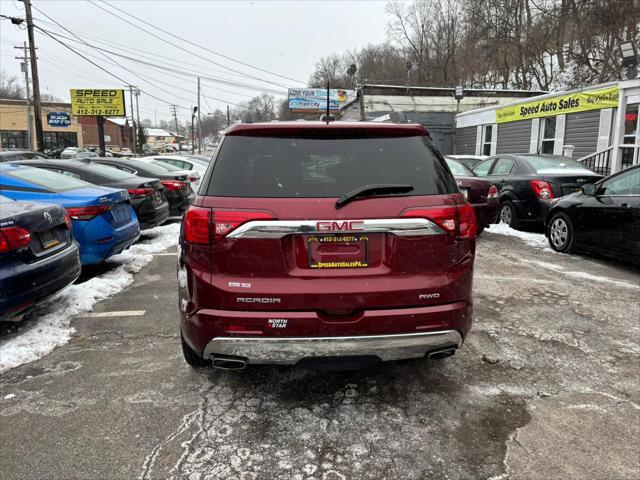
[499,201,520,228]
[181,334,210,368]
[548,212,574,253]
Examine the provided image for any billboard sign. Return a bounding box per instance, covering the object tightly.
[70,89,126,117]
[288,88,355,112]
[47,111,71,127]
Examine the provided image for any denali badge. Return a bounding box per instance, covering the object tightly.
[237,297,281,304]
[419,292,440,300]
[317,220,364,232]
[268,319,287,328]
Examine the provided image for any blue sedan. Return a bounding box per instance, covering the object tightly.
[0,163,140,265]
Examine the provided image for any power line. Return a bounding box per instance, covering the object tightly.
[85,0,293,90]
[32,24,187,109]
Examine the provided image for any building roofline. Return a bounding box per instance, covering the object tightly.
[456,80,620,118]
[0,97,71,108]
[362,84,547,98]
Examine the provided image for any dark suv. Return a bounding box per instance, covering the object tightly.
[178,122,477,369]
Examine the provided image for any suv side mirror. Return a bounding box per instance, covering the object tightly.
[581,183,596,195]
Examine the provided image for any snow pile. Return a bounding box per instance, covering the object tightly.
[486,223,549,249]
[0,222,180,373]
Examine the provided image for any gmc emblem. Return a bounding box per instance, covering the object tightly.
[316,221,364,232]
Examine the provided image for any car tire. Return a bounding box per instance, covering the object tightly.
[499,201,520,229]
[547,212,575,253]
[181,334,210,368]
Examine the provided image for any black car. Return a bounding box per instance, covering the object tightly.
[16,159,170,230]
[0,150,49,162]
[0,195,81,321]
[545,165,640,264]
[81,157,195,217]
[472,154,602,228]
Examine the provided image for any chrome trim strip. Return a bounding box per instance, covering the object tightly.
[203,330,462,364]
[227,218,445,239]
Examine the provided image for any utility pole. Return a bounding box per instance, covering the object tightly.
[191,106,197,155]
[14,42,33,150]
[197,77,202,154]
[134,88,141,152]
[23,0,44,152]
[128,85,137,153]
[226,105,230,128]
[171,105,182,152]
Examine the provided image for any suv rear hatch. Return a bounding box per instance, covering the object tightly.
[187,125,474,313]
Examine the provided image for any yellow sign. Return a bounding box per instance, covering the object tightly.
[496,86,619,124]
[70,89,126,116]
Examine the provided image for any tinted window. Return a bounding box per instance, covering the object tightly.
[521,155,593,174]
[2,166,93,191]
[208,135,455,197]
[86,163,137,179]
[492,158,515,175]
[601,168,640,195]
[151,160,183,171]
[473,159,494,176]
[445,158,474,176]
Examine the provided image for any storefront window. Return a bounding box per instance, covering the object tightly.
[539,117,556,154]
[623,105,638,145]
[0,130,28,149]
[43,131,78,150]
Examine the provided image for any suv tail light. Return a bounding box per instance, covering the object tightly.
[530,180,554,199]
[487,185,499,199]
[184,206,211,244]
[213,210,274,240]
[66,205,112,221]
[183,207,275,244]
[128,188,154,198]
[0,226,31,253]
[401,204,477,239]
[161,180,187,191]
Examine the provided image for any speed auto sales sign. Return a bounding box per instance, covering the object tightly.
[70,89,126,117]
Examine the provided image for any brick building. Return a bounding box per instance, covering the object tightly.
[79,116,134,152]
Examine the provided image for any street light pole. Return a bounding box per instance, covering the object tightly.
[23,0,44,152]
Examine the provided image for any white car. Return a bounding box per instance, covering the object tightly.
[150,155,209,175]
[60,147,80,159]
[135,156,201,186]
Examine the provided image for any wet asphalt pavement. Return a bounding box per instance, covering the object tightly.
[1,231,639,480]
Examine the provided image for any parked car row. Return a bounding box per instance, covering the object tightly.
[0,155,201,322]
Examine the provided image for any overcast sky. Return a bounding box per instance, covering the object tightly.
[0,0,389,123]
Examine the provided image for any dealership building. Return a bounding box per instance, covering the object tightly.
[454,79,640,175]
[339,84,546,154]
[0,98,83,151]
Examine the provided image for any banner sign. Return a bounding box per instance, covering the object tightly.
[496,86,619,124]
[288,88,355,112]
[47,111,70,127]
[70,89,126,116]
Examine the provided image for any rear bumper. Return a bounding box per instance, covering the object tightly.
[166,190,195,217]
[182,300,472,363]
[471,199,498,226]
[0,242,81,320]
[203,330,462,365]
[136,201,170,230]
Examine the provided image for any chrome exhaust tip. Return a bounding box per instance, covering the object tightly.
[427,347,457,360]
[211,355,247,370]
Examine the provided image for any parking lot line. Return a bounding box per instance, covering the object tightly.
[84,310,146,318]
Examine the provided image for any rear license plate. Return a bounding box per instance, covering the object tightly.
[308,234,369,268]
[39,230,60,249]
[111,204,129,222]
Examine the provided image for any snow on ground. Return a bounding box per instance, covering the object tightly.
[0,222,180,373]
[486,222,549,249]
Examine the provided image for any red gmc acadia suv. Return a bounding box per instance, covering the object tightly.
[178,121,476,370]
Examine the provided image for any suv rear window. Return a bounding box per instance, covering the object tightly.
[208,135,455,197]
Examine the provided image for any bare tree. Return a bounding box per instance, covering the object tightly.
[0,71,24,99]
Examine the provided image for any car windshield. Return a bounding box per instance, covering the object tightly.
[208,134,455,197]
[76,151,98,158]
[446,158,474,176]
[86,163,137,179]
[521,155,594,174]
[2,165,94,191]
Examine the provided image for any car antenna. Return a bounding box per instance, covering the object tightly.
[325,81,330,125]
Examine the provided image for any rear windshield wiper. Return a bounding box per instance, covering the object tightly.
[336,184,414,209]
